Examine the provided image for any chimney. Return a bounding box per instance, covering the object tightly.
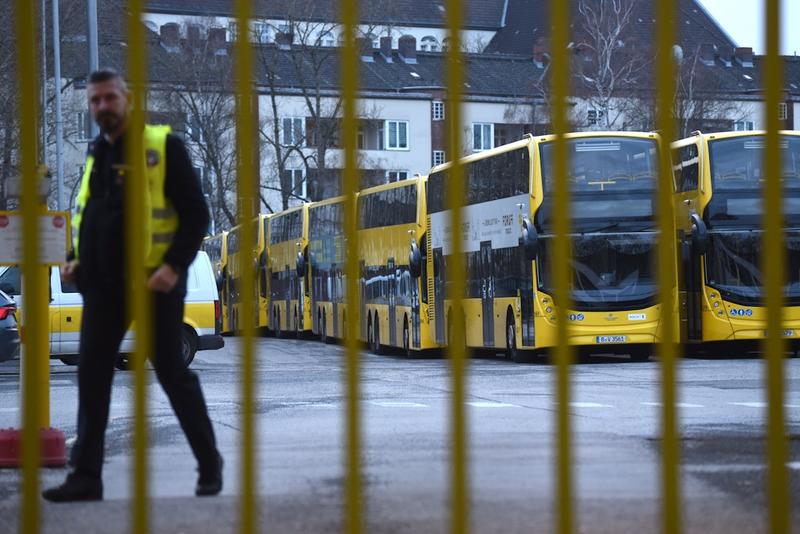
[159,23,180,53]
[398,35,417,64]
[698,43,716,66]
[186,24,201,50]
[276,31,293,50]
[718,45,733,67]
[208,27,227,56]
[357,37,374,62]
[379,36,393,62]
[734,46,754,67]
[533,38,549,68]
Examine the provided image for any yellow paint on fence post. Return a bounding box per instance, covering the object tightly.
[549,1,574,533]
[16,1,44,532]
[443,1,469,532]
[762,1,790,533]
[233,1,258,532]
[125,1,152,532]
[339,0,363,532]
[655,1,681,533]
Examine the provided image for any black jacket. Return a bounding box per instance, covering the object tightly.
[74,131,210,289]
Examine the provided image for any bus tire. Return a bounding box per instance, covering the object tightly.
[372,313,382,355]
[506,311,532,363]
[321,310,328,344]
[403,318,411,358]
[275,308,283,339]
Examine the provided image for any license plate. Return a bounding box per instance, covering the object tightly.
[596,335,627,344]
[763,330,795,337]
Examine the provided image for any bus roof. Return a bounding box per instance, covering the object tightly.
[672,129,800,146]
[358,175,425,197]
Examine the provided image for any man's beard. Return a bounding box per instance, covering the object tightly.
[95,112,122,135]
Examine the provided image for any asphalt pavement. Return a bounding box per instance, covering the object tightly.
[0,337,797,533]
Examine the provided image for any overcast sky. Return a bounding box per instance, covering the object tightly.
[697,0,800,55]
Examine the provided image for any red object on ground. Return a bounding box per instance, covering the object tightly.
[0,427,67,467]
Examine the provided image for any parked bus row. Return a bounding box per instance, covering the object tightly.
[203,130,800,360]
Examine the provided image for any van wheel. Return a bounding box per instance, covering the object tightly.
[403,319,411,358]
[372,314,382,355]
[182,326,198,368]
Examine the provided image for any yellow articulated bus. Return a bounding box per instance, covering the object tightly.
[672,130,800,353]
[427,132,667,362]
[203,231,228,335]
[225,224,242,332]
[357,176,440,355]
[226,215,270,334]
[268,204,312,337]
[308,196,347,343]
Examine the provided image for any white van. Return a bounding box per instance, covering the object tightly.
[0,251,224,369]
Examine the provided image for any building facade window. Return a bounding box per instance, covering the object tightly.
[420,36,439,52]
[227,21,237,42]
[472,123,493,151]
[385,120,409,150]
[432,101,445,121]
[76,111,91,140]
[284,168,306,198]
[253,22,270,43]
[386,170,409,182]
[282,117,305,146]
[779,102,789,121]
[433,150,446,166]
[318,31,335,47]
[587,109,605,126]
[734,120,755,131]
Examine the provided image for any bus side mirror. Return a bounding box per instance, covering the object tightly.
[409,241,422,278]
[521,216,538,262]
[690,213,709,255]
[296,251,307,277]
[258,251,267,269]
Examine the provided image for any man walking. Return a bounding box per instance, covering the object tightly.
[43,69,222,501]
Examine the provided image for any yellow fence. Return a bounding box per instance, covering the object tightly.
[12,1,790,533]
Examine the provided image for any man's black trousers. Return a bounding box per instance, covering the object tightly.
[70,282,218,479]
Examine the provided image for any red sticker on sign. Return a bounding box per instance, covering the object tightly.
[53,216,65,229]
[0,215,8,228]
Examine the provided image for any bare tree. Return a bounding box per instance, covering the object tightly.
[574,0,649,130]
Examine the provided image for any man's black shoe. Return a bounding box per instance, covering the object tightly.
[42,473,103,502]
[195,454,223,497]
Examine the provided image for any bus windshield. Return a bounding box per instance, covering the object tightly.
[537,232,658,309]
[540,137,658,194]
[708,135,800,191]
[705,229,800,305]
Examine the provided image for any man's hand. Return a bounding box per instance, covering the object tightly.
[61,260,79,284]
[147,264,179,293]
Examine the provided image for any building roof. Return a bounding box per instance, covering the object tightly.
[486,0,737,57]
[145,0,508,31]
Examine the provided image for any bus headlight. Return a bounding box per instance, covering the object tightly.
[713,301,720,308]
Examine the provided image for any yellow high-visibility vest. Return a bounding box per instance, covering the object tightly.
[72,124,178,268]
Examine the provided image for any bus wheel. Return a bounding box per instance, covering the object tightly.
[372,314,382,355]
[505,313,530,363]
[403,319,411,358]
[275,309,283,339]
[321,310,328,344]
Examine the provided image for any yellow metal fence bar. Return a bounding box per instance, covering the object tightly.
[443,1,468,532]
[16,0,44,532]
[340,0,363,531]
[549,1,573,533]
[762,1,790,532]
[655,1,680,533]
[234,1,257,532]
[126,1,151,532]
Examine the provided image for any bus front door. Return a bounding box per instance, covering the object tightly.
[433,248,445,345]
[388,258,397,347]
[481,241,495,347]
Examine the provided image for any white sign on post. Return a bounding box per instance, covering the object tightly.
[0,212,69,265]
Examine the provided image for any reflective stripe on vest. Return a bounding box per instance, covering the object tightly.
[72,124,178,268]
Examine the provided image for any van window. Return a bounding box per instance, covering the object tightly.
[0,267,21,295]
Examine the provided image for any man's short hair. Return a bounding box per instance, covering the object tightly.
[88,68,126,88]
